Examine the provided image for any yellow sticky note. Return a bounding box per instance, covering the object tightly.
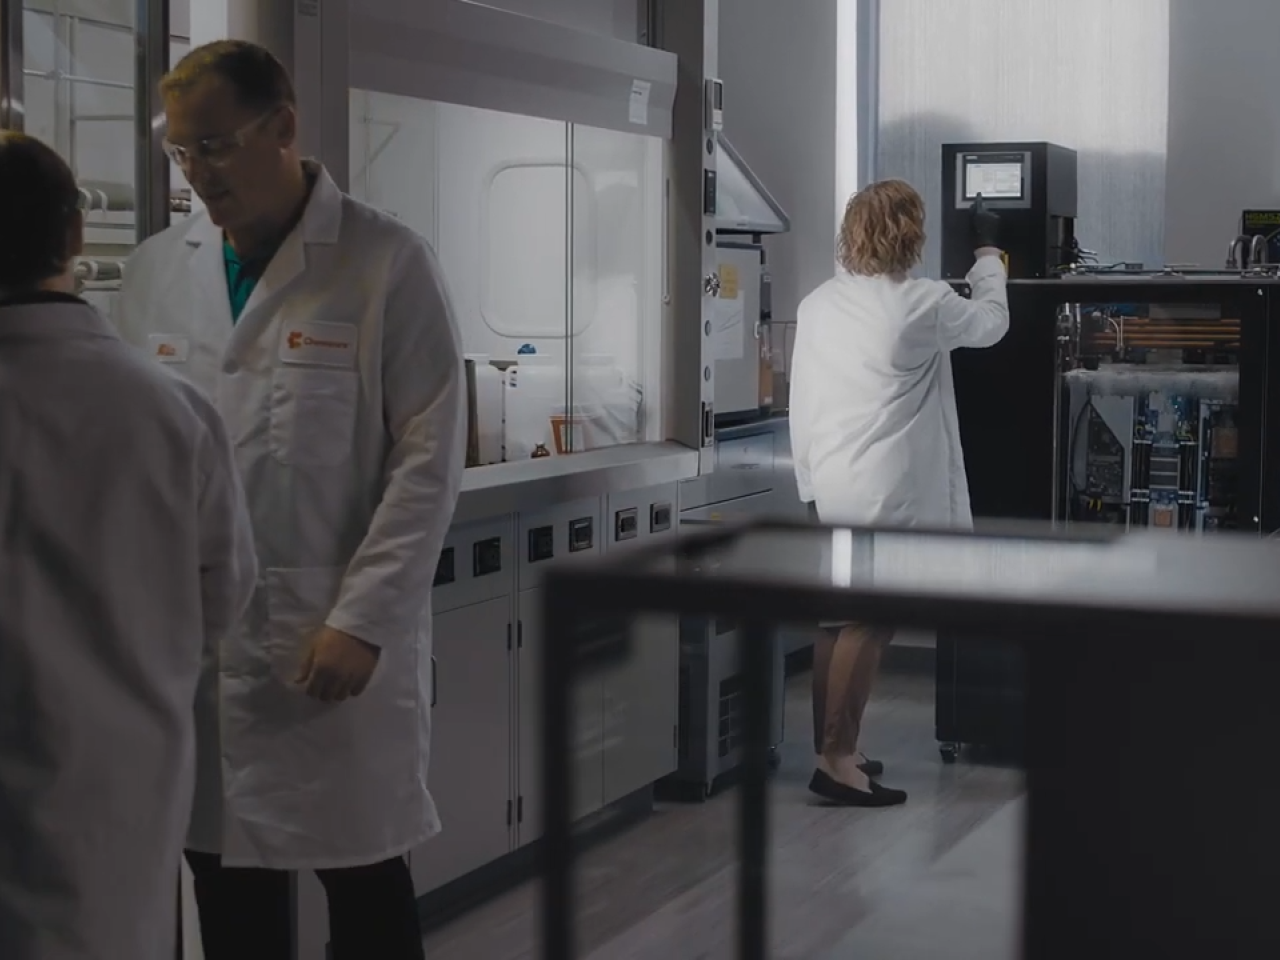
[719,263,740,299]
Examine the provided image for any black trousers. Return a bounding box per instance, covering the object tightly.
[184,850,424,960]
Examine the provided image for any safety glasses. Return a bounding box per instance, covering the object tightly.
[161,108,278,169]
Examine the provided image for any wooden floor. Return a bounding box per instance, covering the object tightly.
[423,669,1025,959]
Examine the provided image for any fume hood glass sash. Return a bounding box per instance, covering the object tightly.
[349,89,663,462]
[714,135,790,235]
[566,120,664,452]
[349,0,677,140]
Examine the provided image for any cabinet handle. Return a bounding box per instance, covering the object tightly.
[431,655,437,708]
[662,177,671,305]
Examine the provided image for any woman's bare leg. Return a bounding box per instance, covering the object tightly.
[817,623,892,789]
[813,629,876,767]
[812,630,835,755]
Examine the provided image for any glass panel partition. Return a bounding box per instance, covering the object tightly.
[14,0,183,306]
[22,0,137,311]
[350,89,663,467]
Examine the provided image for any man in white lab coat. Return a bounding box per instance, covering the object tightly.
[0,131,257,959]
[113,40,467,959]
[790,180,1008,807]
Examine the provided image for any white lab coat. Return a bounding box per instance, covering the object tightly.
[790,254,1009,529]
[113,162,468,869]
[0,295,256,959]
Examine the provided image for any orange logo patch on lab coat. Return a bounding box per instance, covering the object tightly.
[286,330,350,352]
[279,322,358,368]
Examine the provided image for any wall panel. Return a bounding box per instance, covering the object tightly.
[878,0,1169,275]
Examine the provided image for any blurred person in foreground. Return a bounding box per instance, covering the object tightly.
[789,179,1008,807]
[0,131,255,959]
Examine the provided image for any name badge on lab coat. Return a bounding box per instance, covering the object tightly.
[148,333,189,363]
[279,321,358,368]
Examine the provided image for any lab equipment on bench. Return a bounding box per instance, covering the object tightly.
[941,141,1079,281]
[1232,210,1280,269]
[465,356,505,467]
[940,273,1280,764]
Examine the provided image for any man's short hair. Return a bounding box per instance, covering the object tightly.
[837,179,927,277]
[161,40,296,113]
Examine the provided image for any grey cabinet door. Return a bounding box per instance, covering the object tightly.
[601,609,679,804]
[410,598,513,895]
[517,586,605,845]
[600,484,679,804]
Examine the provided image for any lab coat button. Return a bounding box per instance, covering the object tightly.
[222,359,239,374]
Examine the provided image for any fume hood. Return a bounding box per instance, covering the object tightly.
[711,136,791,425]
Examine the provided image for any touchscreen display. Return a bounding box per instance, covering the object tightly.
[964,160,1023,200]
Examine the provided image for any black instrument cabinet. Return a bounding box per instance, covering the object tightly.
[939,276,1280,763]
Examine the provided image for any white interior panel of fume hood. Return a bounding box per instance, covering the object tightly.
[479,159,595,340]
[350,90,664,457]
[351,96,645,360]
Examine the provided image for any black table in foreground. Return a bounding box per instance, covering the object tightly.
[537,520,1280,960]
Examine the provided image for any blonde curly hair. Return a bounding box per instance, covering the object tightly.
[837,179,926,276]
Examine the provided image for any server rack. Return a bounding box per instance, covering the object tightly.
[939,275,1280,762]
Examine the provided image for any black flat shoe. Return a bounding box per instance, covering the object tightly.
[858,758,884,778]
[808,769,907,808]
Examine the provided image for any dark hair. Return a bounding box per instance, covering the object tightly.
[0,132,81,291]
[161,39,296,113]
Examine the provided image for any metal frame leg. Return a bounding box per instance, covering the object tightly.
[540,582,576,960]
[738,620,773,960]
[175,867,184,960]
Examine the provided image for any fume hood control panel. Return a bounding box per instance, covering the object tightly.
[705,78,724,132]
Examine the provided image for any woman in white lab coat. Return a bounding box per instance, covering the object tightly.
[0,132,257,959]
[789,179,1008,807]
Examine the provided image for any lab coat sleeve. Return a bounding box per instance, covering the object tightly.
[325,238,468,649]
[788,316,815,502]
[933,253,1010,351]
[196,400,257,650]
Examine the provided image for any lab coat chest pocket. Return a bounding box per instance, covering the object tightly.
[269,366,359,467]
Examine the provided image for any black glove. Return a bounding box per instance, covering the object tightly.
[969,194,1001,249]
